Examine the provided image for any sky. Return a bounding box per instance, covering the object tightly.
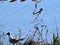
[0,0,60,43]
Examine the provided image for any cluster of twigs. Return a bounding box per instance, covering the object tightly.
[0,20,60,45]
[0,0,60,45]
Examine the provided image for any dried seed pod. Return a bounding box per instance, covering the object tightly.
[10,0,16,2]
[32,0,41,3]
[20,0,25,2]
[40,8,43,11]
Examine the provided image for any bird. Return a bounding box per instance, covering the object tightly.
[6,32,24,45]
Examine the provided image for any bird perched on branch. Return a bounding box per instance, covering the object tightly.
[6,32,25,45]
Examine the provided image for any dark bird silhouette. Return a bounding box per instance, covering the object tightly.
[6,32,24,45]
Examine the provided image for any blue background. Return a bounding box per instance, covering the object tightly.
[0,0,60,43]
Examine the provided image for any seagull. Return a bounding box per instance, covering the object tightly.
[6,32,24,45]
